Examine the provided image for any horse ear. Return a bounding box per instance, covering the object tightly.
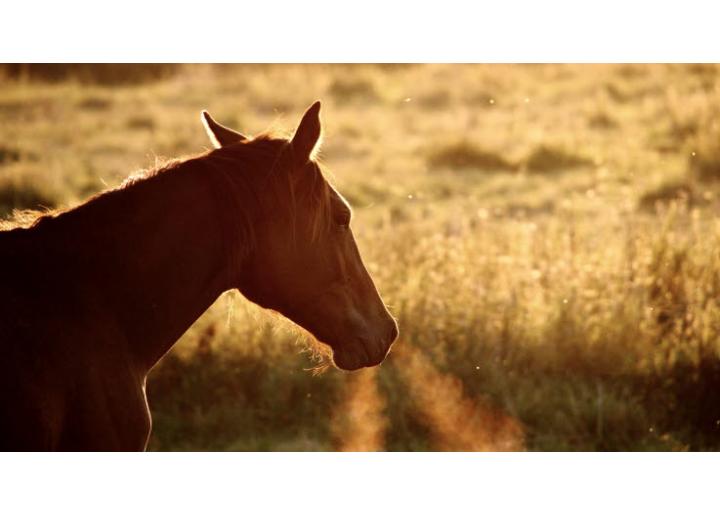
[201,110,246,148]
[291,101,322,165]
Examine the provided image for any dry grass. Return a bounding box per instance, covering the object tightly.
[3,64,720,451]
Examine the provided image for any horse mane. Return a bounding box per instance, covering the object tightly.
[0,133,335,263]
[196,134,335,248]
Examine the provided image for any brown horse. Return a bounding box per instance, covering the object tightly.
[0,101,398,451]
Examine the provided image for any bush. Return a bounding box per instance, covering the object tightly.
[427,140,514,172]
[0,64,181,85]
[524,144,593,173]
[0,175,57,218]
[689,120,720,182]
[327,77,379,104]
[639,180,694,211]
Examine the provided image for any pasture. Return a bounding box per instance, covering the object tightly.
[2,64,720,450]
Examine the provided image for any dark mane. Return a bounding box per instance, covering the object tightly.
[0,134,335,258]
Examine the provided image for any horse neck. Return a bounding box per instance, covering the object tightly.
[56,158,245,372]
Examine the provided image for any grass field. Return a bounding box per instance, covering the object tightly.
[2,64,720,451]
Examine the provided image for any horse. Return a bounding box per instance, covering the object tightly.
[0,101,399,451]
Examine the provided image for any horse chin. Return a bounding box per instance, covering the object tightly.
[331,350,366,371]
[331,345,386,371]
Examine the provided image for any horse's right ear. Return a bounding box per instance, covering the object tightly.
[201,110,247,148]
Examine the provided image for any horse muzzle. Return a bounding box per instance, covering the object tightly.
[331,317,399,371]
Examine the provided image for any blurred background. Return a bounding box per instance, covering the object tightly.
[2,64,720,451]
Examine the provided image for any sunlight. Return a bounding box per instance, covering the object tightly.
[394,343,525,451]
[331,369,387,451]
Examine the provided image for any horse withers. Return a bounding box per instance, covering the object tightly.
[0,101,398,450]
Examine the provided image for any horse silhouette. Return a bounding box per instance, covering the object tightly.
[0,101,398,450]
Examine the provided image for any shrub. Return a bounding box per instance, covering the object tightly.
[0,64,181,85]
[689,121,720,182]
[427,140,514,172]
[524,144,593,173]
[327,77,379,104]
[639,181,694,211]
[0,175,57,217]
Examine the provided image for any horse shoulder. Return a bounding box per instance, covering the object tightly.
[0,295,150,450]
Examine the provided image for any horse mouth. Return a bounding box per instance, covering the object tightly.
[331,340,391,371]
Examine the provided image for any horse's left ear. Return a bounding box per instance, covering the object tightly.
[291,101,322,165]
[201,110,247,148]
